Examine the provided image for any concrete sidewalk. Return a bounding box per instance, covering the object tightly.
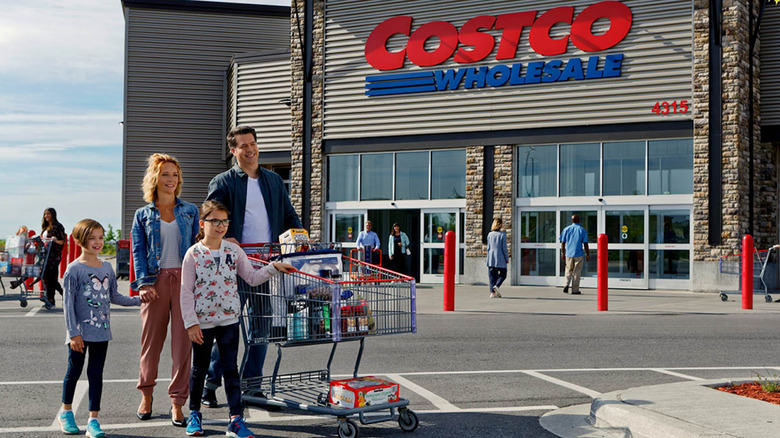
[411,282,780,315]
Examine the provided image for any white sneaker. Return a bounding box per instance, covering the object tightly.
[490,292,497,298]
[492,286,502,298]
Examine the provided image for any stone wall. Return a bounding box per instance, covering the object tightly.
[465,146,485,258]
[693,0,776,266]
[290,0,325,241]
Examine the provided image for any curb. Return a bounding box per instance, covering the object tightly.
[542,379,780,438]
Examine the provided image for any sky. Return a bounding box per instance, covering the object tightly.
[0,0,289,239]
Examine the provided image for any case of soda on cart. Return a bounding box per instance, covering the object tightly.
[238,242,418,438]
[0,235,53,308]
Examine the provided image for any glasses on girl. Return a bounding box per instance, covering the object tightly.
[203,219,230,227]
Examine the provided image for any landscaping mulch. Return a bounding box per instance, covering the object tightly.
[716,382,780,406]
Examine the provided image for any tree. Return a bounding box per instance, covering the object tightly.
[105,224,116,242]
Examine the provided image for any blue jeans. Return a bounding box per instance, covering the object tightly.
[205,278,268,392]
[190,323,242,417]
[488,267,507,293]
[62,341,109,412]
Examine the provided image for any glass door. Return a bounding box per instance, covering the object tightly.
[420,210,459,283]
[329,211,366,254]
[604,209,648,289]
[558,210,600,288]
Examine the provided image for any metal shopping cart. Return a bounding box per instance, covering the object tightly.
[238,246,418,438]
[718,247,775,303]
[0,236,52,308]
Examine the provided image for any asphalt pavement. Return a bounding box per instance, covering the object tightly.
[0,275,779,437]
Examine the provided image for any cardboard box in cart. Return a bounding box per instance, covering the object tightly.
[329,376,399,409]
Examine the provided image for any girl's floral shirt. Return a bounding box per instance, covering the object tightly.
[180,240,278,329]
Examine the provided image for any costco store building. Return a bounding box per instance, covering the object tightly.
[123,0,780,291]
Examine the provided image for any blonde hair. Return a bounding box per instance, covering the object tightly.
[491,218,503,231]
[141,153,183,203]
[196,200,230,241]
[71,219,104,248]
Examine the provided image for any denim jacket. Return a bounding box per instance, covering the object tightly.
[131,198,199,290]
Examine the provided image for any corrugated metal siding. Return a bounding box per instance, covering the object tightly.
[760,6,780,126]
[322,0,693,139]
[123,7,289,232]
[234,55,292,152]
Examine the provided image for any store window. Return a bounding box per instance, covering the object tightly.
[328,155,358,202]
[603,141,645,196]
[361,153,393,200]
[560,143,600,197]
[431,150,466,199]
[518,145,557,198]
[648,139,693,195]
[396,151,429,200]
[520,211,556,243]
[649,210,690,244]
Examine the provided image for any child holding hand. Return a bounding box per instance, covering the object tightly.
[180,200,293,437]
[57,219,155,437]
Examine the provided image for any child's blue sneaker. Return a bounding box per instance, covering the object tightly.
[226,416,254,438]
[85,419,105,438]
[58,410,79,435]
[186,411,203,436]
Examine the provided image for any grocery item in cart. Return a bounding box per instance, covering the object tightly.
[329,377,399,409]
[10,258,23,276]
[278,250,343,278]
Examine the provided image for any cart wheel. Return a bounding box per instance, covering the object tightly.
[766,295,773,303]
[720,293,728,302]
[398,408,419,432]
[336,418,359,438]
[20,300,27,308]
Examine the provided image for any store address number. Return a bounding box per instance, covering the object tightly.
[652,100,689,115]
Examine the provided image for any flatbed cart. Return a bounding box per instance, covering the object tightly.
[0,236,52,308]
[238,248,418,438]
[718,247,775,302]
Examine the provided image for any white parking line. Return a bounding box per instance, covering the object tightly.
[521,370,601,398]
[24,307,42,317]
[651,368,705,381]
[385,373,460,411]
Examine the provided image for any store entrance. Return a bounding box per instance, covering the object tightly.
[366,209,421,281]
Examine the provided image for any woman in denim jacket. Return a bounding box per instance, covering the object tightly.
[131,153,199,427]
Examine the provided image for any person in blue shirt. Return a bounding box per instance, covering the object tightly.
[356,220,381,264]
[560,214,590,295]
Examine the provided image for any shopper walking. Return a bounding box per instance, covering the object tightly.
[131,153,199,426]
[40,207,67,308]
[560,214,590,295]
[356,220,381,264]
[387,222,410,275]
[486,218,509,298]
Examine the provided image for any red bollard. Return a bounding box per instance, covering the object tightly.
[742,234,753,310]
[443,230,455,311]
[68,235,76,263]
[128,239,138,296]
[60,240,67,277]
[597,234,608,311]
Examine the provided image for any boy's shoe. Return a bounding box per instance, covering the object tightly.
[186,411,204,436]
[226,416,254,438]
[489,292,497,298]
[492,286,502,298]
[58,410,79,435]
[86,419,105,438]
[202,388,219,408]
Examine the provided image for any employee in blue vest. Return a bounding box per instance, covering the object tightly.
[356,220,381,264]
[202,125,302,410]
[560,214,590,295]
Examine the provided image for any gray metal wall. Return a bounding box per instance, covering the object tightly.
[322,0,693,140]
[231,52,292,152]
[761,6,780,127]
[122,5,289,232]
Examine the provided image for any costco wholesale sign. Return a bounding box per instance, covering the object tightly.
[321,0,692,139]
[364,1,632,96]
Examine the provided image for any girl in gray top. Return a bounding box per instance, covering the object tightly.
[57,219,153,437]
[486,218,509,298]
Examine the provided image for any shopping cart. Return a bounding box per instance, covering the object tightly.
[238,247,418,438]
[718,247,775,302]
[0,236,52,308]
